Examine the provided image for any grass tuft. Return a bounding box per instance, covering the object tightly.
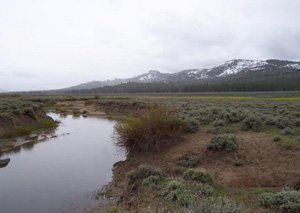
[114,105,185,153]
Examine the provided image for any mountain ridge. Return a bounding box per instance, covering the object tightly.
[62,59,300,91]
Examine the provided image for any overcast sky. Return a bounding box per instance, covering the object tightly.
[0,0,299,91]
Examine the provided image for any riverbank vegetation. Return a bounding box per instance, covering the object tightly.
[3,117,57,138]
[114,105,185,153]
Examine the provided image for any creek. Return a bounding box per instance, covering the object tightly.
[0,112,124,213]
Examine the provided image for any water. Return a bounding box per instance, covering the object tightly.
[0,112,125,213]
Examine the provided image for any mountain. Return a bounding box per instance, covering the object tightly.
[62,59,300,91]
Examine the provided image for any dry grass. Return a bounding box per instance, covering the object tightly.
[114,105,185,153]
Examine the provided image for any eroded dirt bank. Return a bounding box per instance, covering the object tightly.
[0,108,47,137]
[85,99,146,114]
[105,128,300,212]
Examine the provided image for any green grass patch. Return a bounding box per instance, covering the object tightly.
[107,112,134,120]
[42,104,57,110]
[3,117,57,138]
[213,184,227,196]
[252,188,271,195]
[264,126,300,146]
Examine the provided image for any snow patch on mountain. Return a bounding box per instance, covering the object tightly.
[284,63,300,69]
[187,69,208,79]
[139,70,164,82]
[215,60,268,77]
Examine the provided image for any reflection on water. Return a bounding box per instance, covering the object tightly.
[59,113,68,119]
[0,112,125,213]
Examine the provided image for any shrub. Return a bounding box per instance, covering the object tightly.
[94,94,101,99]
[126,164,161,184]
[114,105,185,153]
[276,118,290,129]
[72,109,80,115]
[42,117,56,129]
[265,117,277,126]
[280,202,300,213]
[142,175,160,186]
[176,153,201,168]
[207,134,238,151]
[56,107,67,113]
[233,160,243,167]
[225,111,244,123]
[162,177,195,206]
[194,184,214,197]
[258,192,277,208]
[184,169,213,185]
[295,119,300,127]
[273,136,281,142]
[242,116,263,131]
[213,119,225,127]
[24,107,35,118]
[189,197,244,213]
[183,117,200,133]
[280,127,293,136]
[173,167,187,175]
[258,190,300,210]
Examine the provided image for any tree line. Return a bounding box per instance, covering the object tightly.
[21,73,300,95]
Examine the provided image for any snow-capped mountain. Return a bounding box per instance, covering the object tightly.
[63,59,300,90]
[210,59,268,77]
[205,59,300,78]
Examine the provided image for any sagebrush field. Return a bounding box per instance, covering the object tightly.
[1,92,300,212]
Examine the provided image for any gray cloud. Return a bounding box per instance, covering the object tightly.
[0,0,299,91]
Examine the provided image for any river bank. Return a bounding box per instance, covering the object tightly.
[80,96,300,212]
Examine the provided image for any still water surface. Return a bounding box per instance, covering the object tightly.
[0,112,124,213]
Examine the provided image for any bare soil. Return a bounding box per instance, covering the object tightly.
[104,127,300,212]
[56,101,107,117]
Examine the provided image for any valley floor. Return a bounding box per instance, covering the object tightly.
[2,92,300,212]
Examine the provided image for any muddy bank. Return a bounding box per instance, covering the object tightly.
[55,101,108,117]
[0,108,47,137]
